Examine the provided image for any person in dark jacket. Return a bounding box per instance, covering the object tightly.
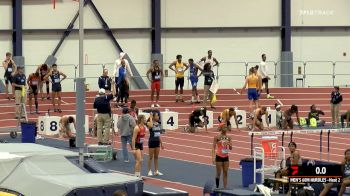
[98,69,112,93]
[330,86,343,128]
[117,107,136,162]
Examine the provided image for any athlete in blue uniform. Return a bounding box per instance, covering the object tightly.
[44,64,67,112]
[188,58,203,103]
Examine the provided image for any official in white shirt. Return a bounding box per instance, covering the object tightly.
[259,54,274,99]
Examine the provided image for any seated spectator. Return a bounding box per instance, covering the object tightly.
[341,110,350,128]
[307,104,325,127]
[320,149,350,196]
[98,69,112,93]
[59,115,75,138]
[274,142,302,192]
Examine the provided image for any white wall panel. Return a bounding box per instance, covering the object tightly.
[23,0,151,29]
[0,0,12,29]
[162,0,281,27]
[292,0,350,26]
[292,30,350,87]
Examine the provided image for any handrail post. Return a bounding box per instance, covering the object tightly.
[320,130,323,160]
[327,130,330,161]
[245,62,248,78]
[303,61,306,87]
[74,64,78,91]
[274,62,278,87]
[250,133,254,156]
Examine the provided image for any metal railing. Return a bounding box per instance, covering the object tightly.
[1,60,350,92]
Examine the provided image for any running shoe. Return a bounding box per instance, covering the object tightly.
[155,104,160,107]
[267,94,274,99]
[148,170,153,176]
[124,160,130,163]
[154,171,163,176]
[151,104,155,108]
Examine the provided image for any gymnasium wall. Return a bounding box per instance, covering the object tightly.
[0,0,349,90]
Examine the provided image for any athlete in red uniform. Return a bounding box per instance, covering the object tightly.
[212,123,232,189]
[132,115,147,178]
[27,72,41,114]
[147,60,163,108]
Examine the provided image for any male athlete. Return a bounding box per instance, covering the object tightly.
[188,58,202,103]
[44,64,67,112]
[146,60,163,107]
[199,50,219,69]
[27,72,40,114]
[185,107,208,133]
[218,108,240,131]
[169,55,188,102]
[251,106,270,131]
[36,64,51,100]
[2,52,16,100]
[259,54,274,99]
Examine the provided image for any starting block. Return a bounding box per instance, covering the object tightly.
[230,110,246,128]
[161,110,178,130]
[38,116,61,136]
[262,109,277,128]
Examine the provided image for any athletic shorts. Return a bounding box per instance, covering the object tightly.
[135,143,143,151]
[190,115,201,127]
[52,84,62,92]
[4,75,12,85]
[151,80,161,91]
[148,140,160,148]
[217,117,231,127]
[215,155,229,162]
[29,85,38,95]
[190,77,198,87]
[175,77,184,89]
[262,78,269,83]
[248,88,258,101]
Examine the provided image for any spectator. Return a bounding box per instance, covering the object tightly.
[93,87,116,145]
[12,66,26,119]
[341,110,350,128]
[98,69,112,93]
[59,115,75,138]
[274,142,302,192]
[2,52,16,100]
[331,86,343,128]
[117,107,136,162]
[308,104,325,127]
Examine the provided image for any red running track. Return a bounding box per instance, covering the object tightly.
[1,87,350,194]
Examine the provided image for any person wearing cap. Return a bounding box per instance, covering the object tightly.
[211,123,232,189]
[330,86,343,128]
[113,52,133,100]
[93,86,116,145]
[12,66,26,119]
[117,107,136,162]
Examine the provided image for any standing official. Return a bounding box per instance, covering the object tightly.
[12,66,26,119]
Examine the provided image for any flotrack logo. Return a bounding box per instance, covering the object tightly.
[299,9,334,16]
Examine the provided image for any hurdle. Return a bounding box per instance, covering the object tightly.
[249,128,350,161]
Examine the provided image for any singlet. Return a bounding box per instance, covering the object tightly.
[216,135,230,158]
[189,64,198,79]
[203,70,215,86]
[247,75,258,89]
[29,74,40,86]
[151,68,161,82]
[40,66,48,76]
[118,66,126,84]
[50,71,61,85]
[343,162,350,178]
[286,151,302,167]
[136,125,146,144]
[205,56,215,66]
[220,109,232,121]
[4,62,13,76]
[192,109,203,118]
[149,121,161,142]
[175,61,185,78]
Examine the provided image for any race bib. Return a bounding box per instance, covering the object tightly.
[177,67,183,72]
[155,75,161,80]
[54,78,60,83]
[4,76,7,80]
[32,81,38,85]
[154,132,161,138]
[7,68,12,72]
[208,78,212,83]
[139,138,144,144]
[221,148,229,154]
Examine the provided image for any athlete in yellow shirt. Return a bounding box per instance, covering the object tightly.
[240,67,261,113]
[169,55,188,102]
